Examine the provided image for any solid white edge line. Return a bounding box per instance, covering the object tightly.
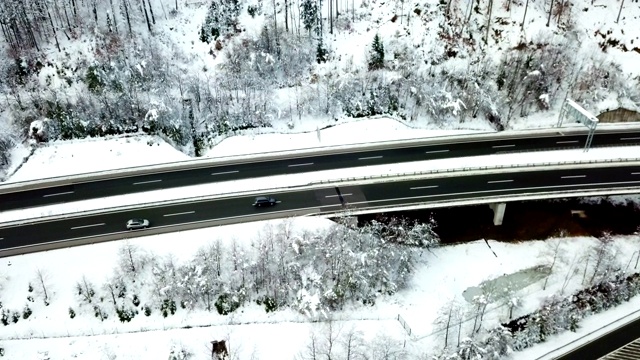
[358,156,383,160]
[288,163,314,167]
[487,180,514,184]
[132,179,162,185]
[70,223,105,230]
[425,149,450,154]
[0,238,3,241]
[410,185,439,190]
[43,191,74,198]
[325,193,353,198]
[632,172,640,175]
[163,211,196,217]
[556,140,579,144]
[561,175,586,179]
[621,137,640,141]
[491,144,516,148]
[211,170,239,176]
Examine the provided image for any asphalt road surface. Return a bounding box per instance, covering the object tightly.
[1,164,639,253]
[556,316,640,359]
[1,129,640,212]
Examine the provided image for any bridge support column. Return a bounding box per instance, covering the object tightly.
[489,202,507,226]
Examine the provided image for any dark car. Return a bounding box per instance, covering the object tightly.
[252,196,277,207]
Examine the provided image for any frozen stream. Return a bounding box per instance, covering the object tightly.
[462,265,552,302]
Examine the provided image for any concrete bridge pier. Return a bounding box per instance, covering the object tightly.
[489,202,507,226]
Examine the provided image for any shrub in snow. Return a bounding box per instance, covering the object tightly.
[22,305,32,319]
[132,294,141,307]
[160,299,177,318]
[256,296,278,313]
[11,312,19,324]
[168,343,193,360]
[0,309,9,326]
[144,305,152,316]
[215,293,241,315]
[28,283,33,292]
[93,305,108,321]
[27,296,34,303]
[68,308,76,319]
[504,272,640,353]
[116,306,136,323]
[76,277,97,304]
[316,40,329,64]
[0,346,4,356]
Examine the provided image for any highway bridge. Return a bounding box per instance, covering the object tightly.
[1,127,640,212]
[1,161,639,257]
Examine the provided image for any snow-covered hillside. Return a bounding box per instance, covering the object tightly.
[0,0,639,177]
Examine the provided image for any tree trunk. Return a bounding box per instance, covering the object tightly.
[109,0,119,33]
[329,0,333,34]
[142,0,152,32]
[284,0,289,31]
[123,0,133,35]
[48,10,61,52]
[147,0,156,24]
[616,0,625,23]
[521,0,530,29]
[485,0,493,44]
[71,0,77,19]
[546,0,555,26]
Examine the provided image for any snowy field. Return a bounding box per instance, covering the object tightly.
[2,216,640,359]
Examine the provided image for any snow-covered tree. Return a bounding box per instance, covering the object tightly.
[434,298,463,349]
[368,33,385,71]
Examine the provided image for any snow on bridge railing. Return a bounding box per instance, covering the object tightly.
[313,157,640,185]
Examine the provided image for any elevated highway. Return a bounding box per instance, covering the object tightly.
[1,161,639,257]
[2,127,640,212]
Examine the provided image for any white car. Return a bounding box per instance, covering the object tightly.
[126,218,149,230]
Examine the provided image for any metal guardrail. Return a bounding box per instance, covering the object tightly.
[313,157,640,185]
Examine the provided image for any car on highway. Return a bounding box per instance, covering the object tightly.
[252,196,277,207]
[126,218,150,230]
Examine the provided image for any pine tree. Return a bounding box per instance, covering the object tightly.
[368,33,385,71]
[300,0,318,34]
[316,39,328,63]
[200,0,241,43]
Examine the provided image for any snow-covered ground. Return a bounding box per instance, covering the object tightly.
[2,216,640,359]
